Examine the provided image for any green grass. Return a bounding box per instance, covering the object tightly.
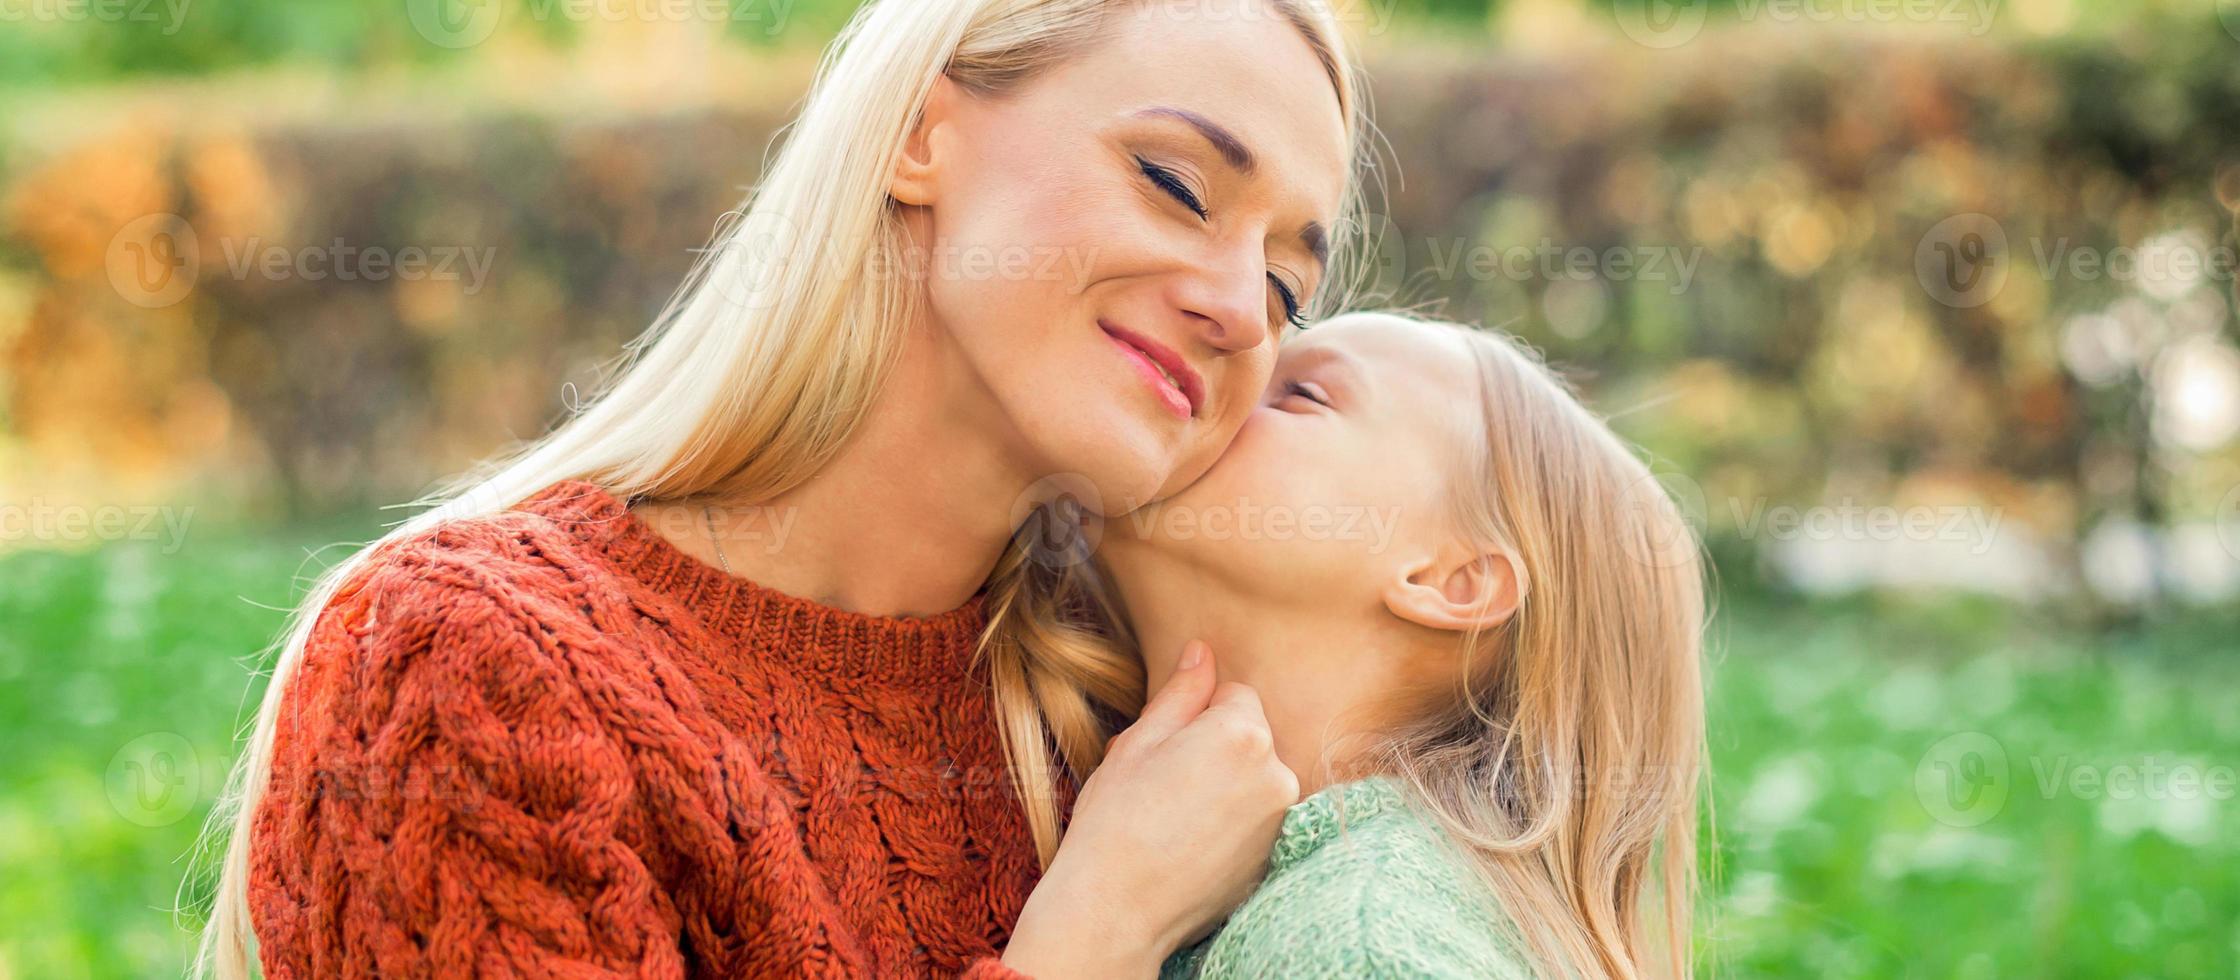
[1701,597,2240,977]
[3,532,2237,978]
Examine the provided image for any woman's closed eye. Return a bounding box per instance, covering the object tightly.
[1137,156,1207,218]
[1137,156,1312,330]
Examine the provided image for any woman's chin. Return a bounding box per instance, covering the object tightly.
[1028,436,1187,517]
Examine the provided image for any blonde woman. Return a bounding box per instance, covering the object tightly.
[1091,312,1707,978]
[198,0,1374,976]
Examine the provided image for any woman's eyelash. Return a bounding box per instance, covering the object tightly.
[1137,155,1305,328]
[1271,275,1306,327]
[1135,157,1207,219]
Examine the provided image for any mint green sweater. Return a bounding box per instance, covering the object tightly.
[1159,776,1534,979]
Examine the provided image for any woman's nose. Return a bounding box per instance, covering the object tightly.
[1171,244,1273,354]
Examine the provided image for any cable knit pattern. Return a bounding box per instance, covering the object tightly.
[249,480,1044,979]
[1159,777,1533,979]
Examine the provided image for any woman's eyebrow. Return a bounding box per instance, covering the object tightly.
[1134,105,1255,173]
[1131,105,1331,273]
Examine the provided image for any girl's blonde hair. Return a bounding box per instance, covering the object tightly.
[1351,312,1708,979]
[194,1,1371,975]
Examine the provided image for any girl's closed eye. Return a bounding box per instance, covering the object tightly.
[1278,379,1331,409]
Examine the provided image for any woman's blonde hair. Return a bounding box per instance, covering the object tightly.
[1348,312,1708,979]
[193,1,1372,975]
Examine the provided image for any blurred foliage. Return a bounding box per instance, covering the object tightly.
[1359,23,2240,616]
[8,16,2240,615]
[0,0,871,86]
[0,0,2222,88]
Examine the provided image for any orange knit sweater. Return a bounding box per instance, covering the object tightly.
[249,480,1045,978]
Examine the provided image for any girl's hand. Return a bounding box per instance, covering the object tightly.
[1000,640,1298,978]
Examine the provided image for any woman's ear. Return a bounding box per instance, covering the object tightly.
[1381,545,1527,634]
[890,74,962,206]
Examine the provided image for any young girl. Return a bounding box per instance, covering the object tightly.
[1091,311,1708,978]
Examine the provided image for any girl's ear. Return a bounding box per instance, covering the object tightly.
[890,74,962,206]
[1381,545,1527,634]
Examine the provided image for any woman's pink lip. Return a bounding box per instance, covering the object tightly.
[1100,321,1204,419]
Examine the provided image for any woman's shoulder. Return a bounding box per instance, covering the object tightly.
[264,483,731,821]
[288,481,683,718]
[1172,777,1533,979]
[346,480,620,588]
[320,480,648,634]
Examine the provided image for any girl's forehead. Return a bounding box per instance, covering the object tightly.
[1288,317,1474,385]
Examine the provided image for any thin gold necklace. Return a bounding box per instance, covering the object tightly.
[700,503,733,575]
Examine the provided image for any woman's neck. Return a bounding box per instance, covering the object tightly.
[686,317,1041,618]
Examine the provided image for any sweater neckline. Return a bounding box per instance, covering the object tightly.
[510,479,992,685]
[1270,776,1413,872]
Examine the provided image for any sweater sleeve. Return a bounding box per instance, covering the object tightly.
[249,550,696,978]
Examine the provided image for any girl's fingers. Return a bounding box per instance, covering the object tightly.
[1203,677,1269,726]
[1124,640,1218,741]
